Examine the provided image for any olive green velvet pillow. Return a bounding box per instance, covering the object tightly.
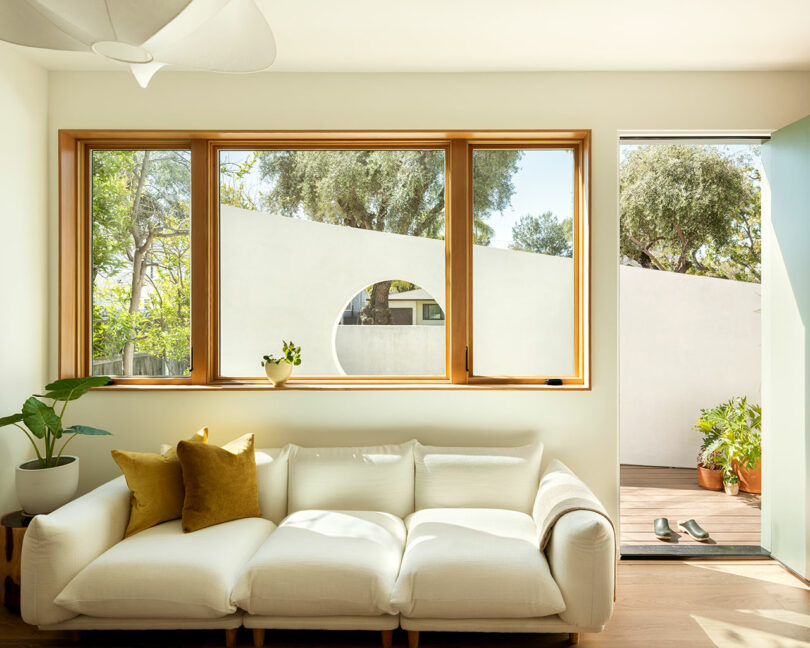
[111,427,209,537]
[176,433,261,533]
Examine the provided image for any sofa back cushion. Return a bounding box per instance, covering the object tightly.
[288,442,415,518]
[414,442,543,513]
[255,446,290,525]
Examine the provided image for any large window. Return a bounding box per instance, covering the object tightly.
[60,131,589,387]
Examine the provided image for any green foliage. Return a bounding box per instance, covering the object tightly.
[694,396,761,481]
[262,341,302,367]
[0,377,112,468]
[510,212,573,257]
[620,145,758,280]
[38,376,112,401]
[220,152,260,210]
[471,150,523,245]
[257,150,447,238]
[246,149,521,246]
[91,150,191,376]
[700,156,761,282]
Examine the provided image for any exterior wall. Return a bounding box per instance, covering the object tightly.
[335,325,445,376]
[0,45,48,515]
[42,70,810,529]
[219,205,572,377]
[619,267,761,468]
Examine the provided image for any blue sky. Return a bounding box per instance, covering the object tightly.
[484,149,574,249]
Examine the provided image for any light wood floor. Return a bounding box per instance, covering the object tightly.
[1,560,807,647]
[620,465,761,546]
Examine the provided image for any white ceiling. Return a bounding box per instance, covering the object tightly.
[9,0,810,73]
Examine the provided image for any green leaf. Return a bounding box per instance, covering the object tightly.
[0,413,23,427]
[39,376,111,401]
[65,425,112,436]
[22,398,61,439]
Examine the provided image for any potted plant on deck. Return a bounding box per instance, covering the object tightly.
[0,377,112,514]
[694,396,762,495]
[261,341,302,387]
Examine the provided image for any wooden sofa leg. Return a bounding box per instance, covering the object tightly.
[253,628,266,647]
[407,630,420,648]
[569,632,581,645]
[225,627,238,647]
[381,629,393,648]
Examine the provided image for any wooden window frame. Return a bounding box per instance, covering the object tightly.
[59,130,590,390]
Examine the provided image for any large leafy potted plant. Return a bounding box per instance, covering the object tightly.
[0,377,112,514]
[694,396,761,495]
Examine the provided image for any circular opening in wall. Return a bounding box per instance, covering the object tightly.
[333,280,446,376]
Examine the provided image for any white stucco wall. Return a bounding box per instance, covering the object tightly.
[619,266,761,468]
[336,326,446,376]
[0,44,48,515]
[220,205,574,377]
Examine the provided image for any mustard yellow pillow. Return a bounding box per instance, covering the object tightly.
[112,428,209,537]
[177,433,261,533]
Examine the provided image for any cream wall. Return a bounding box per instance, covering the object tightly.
[0,45,48,515]
[43,71,810,529]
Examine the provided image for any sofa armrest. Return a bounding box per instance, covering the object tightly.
[545,509,615,630]
[21,476,130,626]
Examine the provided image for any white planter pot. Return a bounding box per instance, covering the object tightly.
[724,482,740,496]
[16,456,80,515]
[264,361,292,386]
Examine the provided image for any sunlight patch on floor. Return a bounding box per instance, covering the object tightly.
[738,609,810,629]
[685,561,810,590]
[692,612,810,647]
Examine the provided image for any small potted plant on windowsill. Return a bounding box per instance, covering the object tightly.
[261,341,302,387]
[0,377,112,515]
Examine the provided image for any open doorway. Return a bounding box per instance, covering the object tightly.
[618,137,767,556]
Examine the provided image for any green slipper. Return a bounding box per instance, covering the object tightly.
[654,518,676,540]
[678,519,710,541]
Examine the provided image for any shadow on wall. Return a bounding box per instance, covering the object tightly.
[0,433,33,514]
[267,425,541,450]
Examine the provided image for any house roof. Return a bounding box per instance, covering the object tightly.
[388,288,435,301]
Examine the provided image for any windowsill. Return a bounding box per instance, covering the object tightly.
[91,382,590,392]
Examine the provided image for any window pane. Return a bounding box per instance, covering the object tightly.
[91,150,191,377]
[471,149,575,377]
[218,149,447,377]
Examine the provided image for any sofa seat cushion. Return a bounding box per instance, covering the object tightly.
[54,518,274,619]
[233,510,406,617]
[391,508,565,619]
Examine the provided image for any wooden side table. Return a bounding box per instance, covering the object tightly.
[1,511,32,614]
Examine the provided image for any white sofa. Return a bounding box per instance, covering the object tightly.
[21,441,615,647]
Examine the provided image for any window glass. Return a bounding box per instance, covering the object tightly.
[218,149,447,377]
[471,148,575,377]
[91,149,191,376]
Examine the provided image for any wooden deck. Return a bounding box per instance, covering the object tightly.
[620,465,761,546]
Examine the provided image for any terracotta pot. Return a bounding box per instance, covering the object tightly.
[734,460,761,494]
[697,465,723,491]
